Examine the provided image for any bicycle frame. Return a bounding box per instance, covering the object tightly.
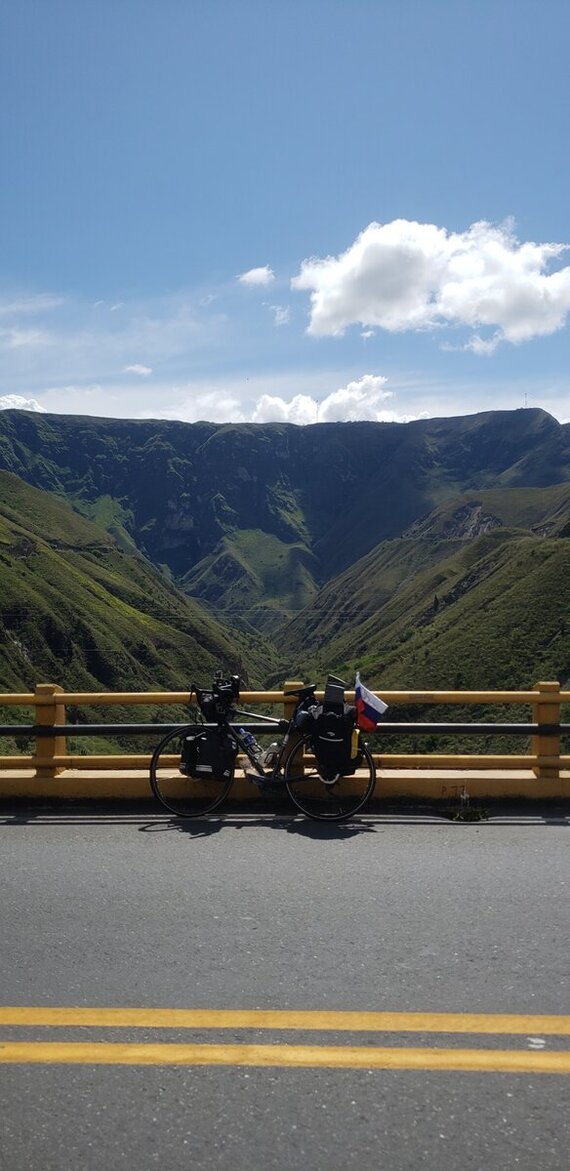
[149,680,375,820]
[227,707,298,786]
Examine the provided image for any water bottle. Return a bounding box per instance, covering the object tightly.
[239,728,263,762]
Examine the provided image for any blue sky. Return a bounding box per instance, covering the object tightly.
[1,0,570,424]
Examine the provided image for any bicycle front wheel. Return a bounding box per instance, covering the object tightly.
[150,726,234,817]
[284,736,376,821]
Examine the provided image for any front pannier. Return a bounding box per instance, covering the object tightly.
[180,728,238,781]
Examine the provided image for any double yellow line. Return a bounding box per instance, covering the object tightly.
[1,1008,570,1073]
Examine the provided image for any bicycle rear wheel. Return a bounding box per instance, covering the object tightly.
[149,726,234,817]
[284,735,376,821]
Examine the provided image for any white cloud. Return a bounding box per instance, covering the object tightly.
[252,393,319,424]
[0,394,47,412]
[238,265,275,287]
[292,218,570,350]
[123,364,153,376]
[269,304,291,327]
[319,373,392,421]
[133,370,399,425]
[251,373,410,424]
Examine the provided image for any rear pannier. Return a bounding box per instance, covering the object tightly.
[301,676,363,778]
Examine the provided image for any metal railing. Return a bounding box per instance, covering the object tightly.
[0,680,569,781]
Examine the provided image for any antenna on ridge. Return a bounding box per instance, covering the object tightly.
[524,392,528,409]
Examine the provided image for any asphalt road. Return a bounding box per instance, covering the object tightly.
[1,806,569,1170]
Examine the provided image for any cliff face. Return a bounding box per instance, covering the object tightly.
[404,502,502,541]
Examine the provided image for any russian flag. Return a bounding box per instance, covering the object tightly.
[354,671,388,731]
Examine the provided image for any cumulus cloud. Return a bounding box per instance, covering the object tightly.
[292,218,570,350]
[238,265,275,287]
[251,373,413,424]
[252,393,319,425]
[123,364,153,376]
[319,373,392,421]
[0,394,47,412]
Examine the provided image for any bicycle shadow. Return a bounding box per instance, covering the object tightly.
[138,814,377,839]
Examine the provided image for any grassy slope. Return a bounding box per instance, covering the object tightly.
[0,472,276,700]
[275,484,570,695]
[180,529,320,634]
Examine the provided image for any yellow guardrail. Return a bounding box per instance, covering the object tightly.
[0,680,569,785]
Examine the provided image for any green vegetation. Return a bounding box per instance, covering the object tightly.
[276,480,570,687]
[0,410,569,735]
[0,472,277,705]
[181,529,319,633]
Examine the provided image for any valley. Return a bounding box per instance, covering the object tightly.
[0,406,569,703]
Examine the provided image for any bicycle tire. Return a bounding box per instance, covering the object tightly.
[284,735,376,821]
[149,725,234,817]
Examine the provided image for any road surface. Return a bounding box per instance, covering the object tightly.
[1,806,569,1169]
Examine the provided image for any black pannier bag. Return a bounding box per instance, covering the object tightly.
[308,675,363,777]
[180,728,238,781]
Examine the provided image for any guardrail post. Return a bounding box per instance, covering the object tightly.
[532,681,560,781]
[34,683,66,779]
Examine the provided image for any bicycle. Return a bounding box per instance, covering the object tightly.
[149,674,376,821]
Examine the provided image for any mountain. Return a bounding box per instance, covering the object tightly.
[0,407,569,704]
[274,483,570,693]
[0,471,275,698]
[0,406,568,634]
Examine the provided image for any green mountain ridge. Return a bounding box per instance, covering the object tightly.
[0,409,569,700]
[1,408,569,625]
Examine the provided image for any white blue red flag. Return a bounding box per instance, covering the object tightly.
[354,672,388,731]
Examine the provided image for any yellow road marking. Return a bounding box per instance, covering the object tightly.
[0,1041,569,1073]
[1,1007,570,1034]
